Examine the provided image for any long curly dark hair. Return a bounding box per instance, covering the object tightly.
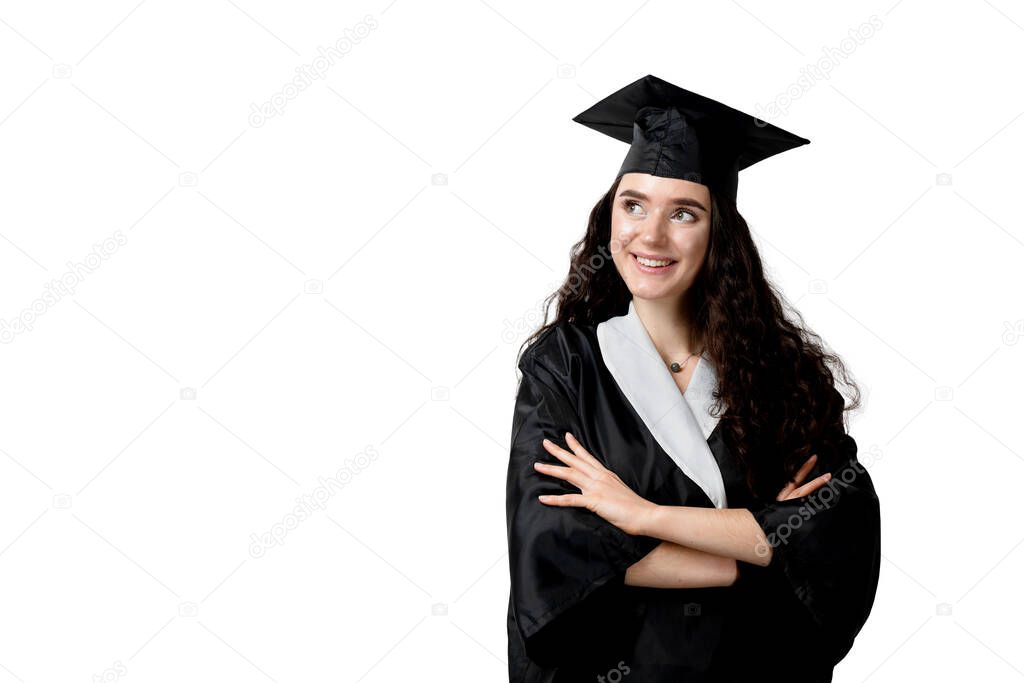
[518,175,861,501]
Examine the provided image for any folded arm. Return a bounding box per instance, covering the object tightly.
[636,506,774,566]
[624,540,738,588]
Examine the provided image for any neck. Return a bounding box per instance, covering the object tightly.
[632,296,702,360]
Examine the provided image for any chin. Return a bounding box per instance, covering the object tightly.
[628,284,683,301]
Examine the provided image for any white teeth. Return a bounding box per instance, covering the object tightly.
[635,255,673,267]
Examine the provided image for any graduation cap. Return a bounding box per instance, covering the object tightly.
[572,74,810,201]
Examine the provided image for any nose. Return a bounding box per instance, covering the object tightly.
[636,211,672,244]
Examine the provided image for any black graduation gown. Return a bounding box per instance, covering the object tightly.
[505,302,881,682]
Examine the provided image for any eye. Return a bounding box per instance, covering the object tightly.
[622,199,644,216]
[672,208,698,223]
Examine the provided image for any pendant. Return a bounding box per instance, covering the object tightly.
[670,362,681,373]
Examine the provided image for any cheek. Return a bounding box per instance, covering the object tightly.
[610,220,634,273]
[610,216,638,245]
[673,230,709,260]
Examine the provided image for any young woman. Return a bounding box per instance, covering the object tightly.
[505,75,881,682]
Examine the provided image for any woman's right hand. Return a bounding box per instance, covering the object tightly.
[775,454,832,501]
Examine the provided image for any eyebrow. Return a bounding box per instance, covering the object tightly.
[617,189,707,212]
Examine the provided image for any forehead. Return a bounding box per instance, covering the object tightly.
[618,172,710,202]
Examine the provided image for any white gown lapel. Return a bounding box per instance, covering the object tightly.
[596,300,728,508]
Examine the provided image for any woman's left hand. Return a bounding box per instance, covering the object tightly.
[534,432,657,536]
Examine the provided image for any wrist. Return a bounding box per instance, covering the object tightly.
[636,501,663,537]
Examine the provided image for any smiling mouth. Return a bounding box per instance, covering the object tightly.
[631,253,678,273]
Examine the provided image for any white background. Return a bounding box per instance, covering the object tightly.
[0,1,1021,681]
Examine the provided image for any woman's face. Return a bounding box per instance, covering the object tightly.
[610,172,712,303]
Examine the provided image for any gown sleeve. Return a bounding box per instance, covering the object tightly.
[506,340,661,667]
[736,431,882,666]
